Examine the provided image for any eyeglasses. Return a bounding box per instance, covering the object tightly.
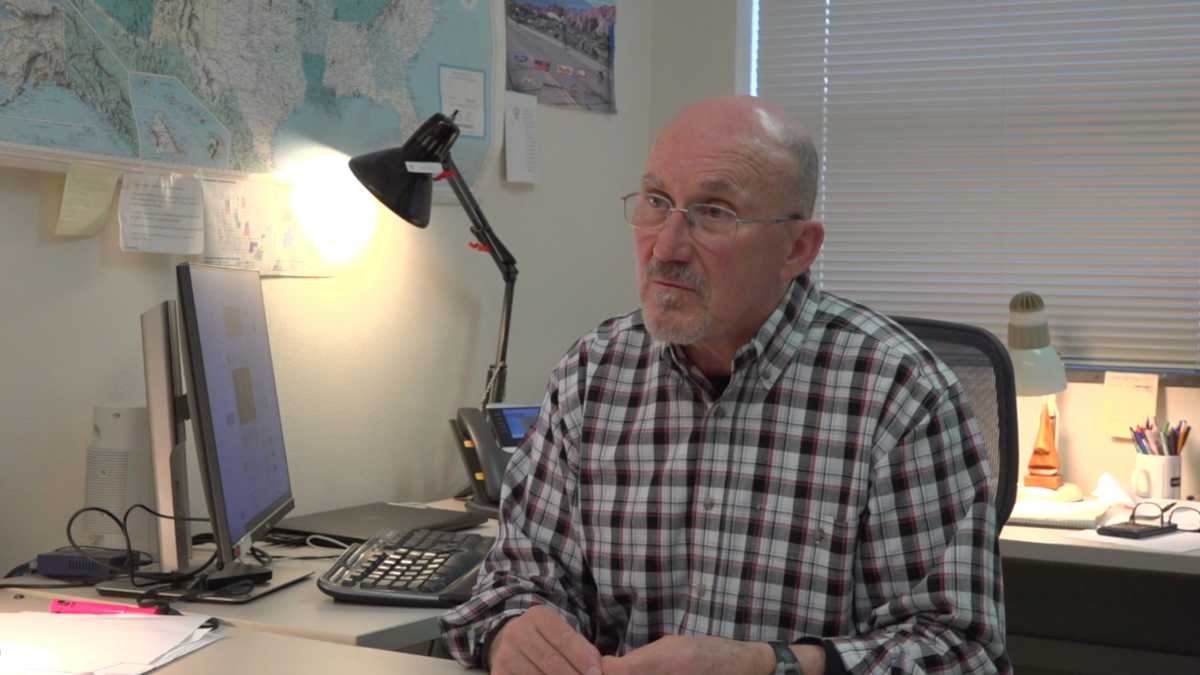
[1172,506,1200,532]
[621,192,805,245]
[1132,501,1200,533]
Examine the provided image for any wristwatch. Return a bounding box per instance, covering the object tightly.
[768,640,803,675]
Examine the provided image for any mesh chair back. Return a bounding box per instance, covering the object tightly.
[892,316,1019,526]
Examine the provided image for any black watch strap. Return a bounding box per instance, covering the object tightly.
[768,640,804,675]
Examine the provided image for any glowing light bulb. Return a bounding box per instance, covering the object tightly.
[275,154,378,265]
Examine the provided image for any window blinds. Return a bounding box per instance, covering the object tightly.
[754,0,1200,368]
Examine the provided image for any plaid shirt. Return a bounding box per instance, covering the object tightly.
[441,275,1010,674]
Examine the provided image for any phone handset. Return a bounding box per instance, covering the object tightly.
[455,407,508,507]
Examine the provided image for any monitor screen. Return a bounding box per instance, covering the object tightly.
[485,403,541,452]
[176,263,293,566]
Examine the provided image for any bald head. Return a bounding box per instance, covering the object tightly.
[653,96,819,219]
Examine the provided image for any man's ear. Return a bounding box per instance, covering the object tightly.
[781,221,825,280]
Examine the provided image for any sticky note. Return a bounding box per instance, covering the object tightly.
[1100,371,1159,437]
[56,164,122,236]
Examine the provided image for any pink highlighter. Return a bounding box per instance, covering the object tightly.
[50,599,159,615]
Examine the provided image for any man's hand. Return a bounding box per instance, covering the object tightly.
[600,636,825,675]
[487,605,603,675]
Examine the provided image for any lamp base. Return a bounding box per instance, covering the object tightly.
[1017,482,1083,503]
[1023,474,1064,490]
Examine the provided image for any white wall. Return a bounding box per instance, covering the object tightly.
[0,2,671,576]
[648,0,740,134]
[1024,384,1200,502]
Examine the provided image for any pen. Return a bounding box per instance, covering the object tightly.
[1141,427,1159,455]
[49,599,160,615]
[1131,427,1149,454]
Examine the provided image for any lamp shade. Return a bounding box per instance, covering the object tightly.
[348,112,461,228]
[1007,291,1068,396]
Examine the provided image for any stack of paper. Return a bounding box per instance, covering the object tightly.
[1008,499,1112,529]
[0,612,220,674]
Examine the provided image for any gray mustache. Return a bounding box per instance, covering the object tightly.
[646,260,707,293]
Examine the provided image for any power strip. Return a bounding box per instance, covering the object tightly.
[37,548,130,579]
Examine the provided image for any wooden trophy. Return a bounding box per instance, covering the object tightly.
[1024,400,1064,490]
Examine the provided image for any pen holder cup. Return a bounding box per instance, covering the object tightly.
[1132,454,1181,500]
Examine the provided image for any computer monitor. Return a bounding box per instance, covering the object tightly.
[80,303,191,574]
[175,262,296,590]
[140,300,192,572]
[98,265,309,602]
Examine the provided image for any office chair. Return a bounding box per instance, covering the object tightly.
[892,316,1019,526]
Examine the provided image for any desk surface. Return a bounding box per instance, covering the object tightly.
[15,553,449,649]
[12,502,1192,659]
[999,523,1200,575]
[0,593,466,674]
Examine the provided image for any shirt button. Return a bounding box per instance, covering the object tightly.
[697,584,708,598]
[814,528,826,542]
[713,406,726,419]
[703,497,715,511]
[761,369,775,381]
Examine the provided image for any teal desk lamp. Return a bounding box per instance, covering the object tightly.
[349,112,517,406]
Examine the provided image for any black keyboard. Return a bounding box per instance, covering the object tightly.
[317,528,493,607]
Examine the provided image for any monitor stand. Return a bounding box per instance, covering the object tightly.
[95,565,311,604]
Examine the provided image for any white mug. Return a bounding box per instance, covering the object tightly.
[1132,454,1181,500]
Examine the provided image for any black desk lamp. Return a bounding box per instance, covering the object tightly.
[349,112,517,407]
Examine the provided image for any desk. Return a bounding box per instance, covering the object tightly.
[1001,523,1200,574]
[16,551,450,649]
[1000,524,1200,675]
[0,592,466,674]
[16,501,497,651]
[24,505,1193,672]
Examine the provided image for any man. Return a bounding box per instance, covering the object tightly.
[441,96,1009,675]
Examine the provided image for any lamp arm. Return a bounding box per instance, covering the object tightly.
[481,277,515,407]
[442,155,518,406]
[443,156,518,283]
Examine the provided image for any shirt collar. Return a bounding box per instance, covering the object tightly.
[655,274,821,389]
[731,274,819,387]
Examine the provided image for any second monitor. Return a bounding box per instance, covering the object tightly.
[100,263,309,602]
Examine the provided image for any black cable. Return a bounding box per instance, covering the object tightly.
[65,505,217,592]
[125,502,208,525]
[4,561,32,578]
[54,502,276,605]
[65,506,141,575]
[248,546,274,566]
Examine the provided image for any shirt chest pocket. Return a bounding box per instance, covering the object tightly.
[747,494,860,610]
